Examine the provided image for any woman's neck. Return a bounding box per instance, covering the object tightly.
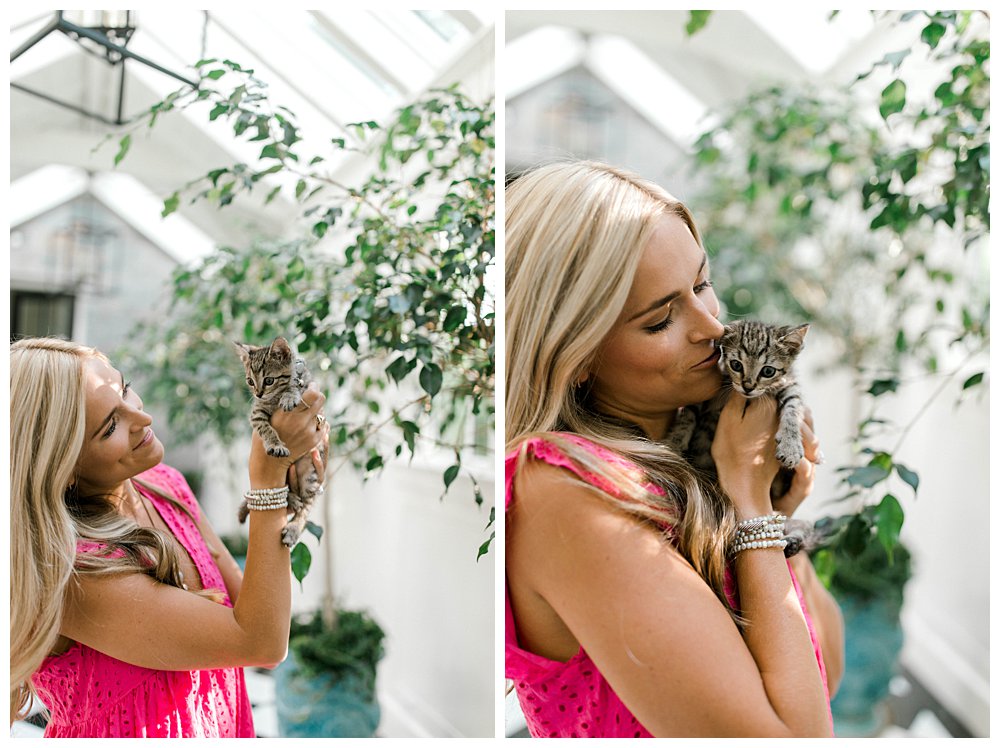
[77,478,138,516]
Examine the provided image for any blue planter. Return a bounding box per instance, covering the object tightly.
[274,650,380,738]
[830,594,904,737]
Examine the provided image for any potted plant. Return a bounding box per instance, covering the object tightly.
[810,512,912,735]
[112,63,494,737]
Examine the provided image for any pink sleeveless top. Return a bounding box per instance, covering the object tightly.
[31,463,255,738]
[505,434,831,738]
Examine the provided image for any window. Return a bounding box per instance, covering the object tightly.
[11,290,75,341]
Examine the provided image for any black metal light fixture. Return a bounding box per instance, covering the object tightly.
[11,10,199,126]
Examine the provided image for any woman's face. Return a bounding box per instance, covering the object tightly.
[75,356,163,494]
[587,214,725,440]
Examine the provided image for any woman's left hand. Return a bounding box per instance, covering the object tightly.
[772,406,822,518]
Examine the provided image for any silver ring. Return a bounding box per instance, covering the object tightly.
[315,414,326,429]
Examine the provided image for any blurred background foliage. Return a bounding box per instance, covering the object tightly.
[685,9,988,581]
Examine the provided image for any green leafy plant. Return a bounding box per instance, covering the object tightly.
[685,11,988,583]
[288,609,386,699]
[114,67,496,578]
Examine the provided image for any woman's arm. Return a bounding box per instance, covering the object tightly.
[60,386,328,671]
[509,458,830,737]
[789,552,845,697]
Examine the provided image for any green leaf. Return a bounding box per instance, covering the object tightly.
[443,306,466,332]
[443,463,460,490]
[161,192,180,218]
[304,520,324,543]
[879,79,907,120]
[264,185,281,204]
[295,179,307,199]
[205,69,226,81]
[114,134,132,167]
[811,548,834,589]
[845,464,891,488]
[867,378,899,397]
[477,530,494,561]
[875,494,904,559]
[209,103,229,121]
[290,542,312,587]
[685,10,712,36]
[418,362,443,396]
[894,464,919,495]
[920,21,946,49]
[962,372,984,389]
[365,454,384,472]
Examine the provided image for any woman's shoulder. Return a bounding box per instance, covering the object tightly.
[506,431,644,509]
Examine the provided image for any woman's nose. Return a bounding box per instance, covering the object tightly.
[691,300,725,341]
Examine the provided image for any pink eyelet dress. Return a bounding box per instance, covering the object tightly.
[505,433,831,738]
[30,463,255,738]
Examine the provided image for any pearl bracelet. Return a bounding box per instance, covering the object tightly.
[737,513,786,532]
[244,486,289,511]
[734,527,785,545]
[730,538,788,556]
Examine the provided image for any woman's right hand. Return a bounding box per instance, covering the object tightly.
[711,393,781,517]
[248,384,327,488]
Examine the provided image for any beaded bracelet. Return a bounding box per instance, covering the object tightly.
[244,486,289,511]
[734,527,785,545]
[730,538,789,556]
[737,513,786,532]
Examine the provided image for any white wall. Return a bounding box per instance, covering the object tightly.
[796,331,989,736]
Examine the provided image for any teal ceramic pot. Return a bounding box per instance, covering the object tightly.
[274,650,380,738]
[830,594,904,737]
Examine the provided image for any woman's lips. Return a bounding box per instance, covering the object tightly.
[692,348,721,370]
[134,428,154,450]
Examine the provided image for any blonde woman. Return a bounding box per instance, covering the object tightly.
[10,337,328,737]
[505,161,844,738]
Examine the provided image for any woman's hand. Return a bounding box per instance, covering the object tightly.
[711,393,782,517]
[772,407,821,518]
[249,385,327,488]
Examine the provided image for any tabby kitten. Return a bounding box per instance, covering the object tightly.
[235,336,327,548]
[667,320,811,555]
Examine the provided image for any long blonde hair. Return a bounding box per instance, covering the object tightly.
[9,337,212,723]
[506,160,739,616]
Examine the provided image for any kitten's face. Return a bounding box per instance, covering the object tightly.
[718,321,808,398]
[235,337,293,401]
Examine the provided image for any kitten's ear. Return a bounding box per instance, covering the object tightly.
[780,324,810,353]
[233,342,251,362]
[270,336,292,360]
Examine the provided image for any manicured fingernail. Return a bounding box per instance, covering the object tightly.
[815,451,825,465]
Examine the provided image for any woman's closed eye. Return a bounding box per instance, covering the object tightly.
[644,280,713,334]
[102,381,133,438]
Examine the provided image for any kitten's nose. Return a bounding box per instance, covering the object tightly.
[742,384,754,395]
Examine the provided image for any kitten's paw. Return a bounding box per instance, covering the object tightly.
[281,525,302,548]
[266,444,290,458]
[775,437,804,469]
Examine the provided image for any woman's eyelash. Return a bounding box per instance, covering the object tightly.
[123,380,132,396]
[104,418,117,439]
[646,315,673,333]
[645,280,712,333]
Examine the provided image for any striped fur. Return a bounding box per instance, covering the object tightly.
[667,320,812,556]
[235,337,327,547]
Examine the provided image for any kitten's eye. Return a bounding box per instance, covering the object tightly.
[729,360,744,373]
[246,378,254,387]
[761,366,777,378]
[264,377,275,385]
